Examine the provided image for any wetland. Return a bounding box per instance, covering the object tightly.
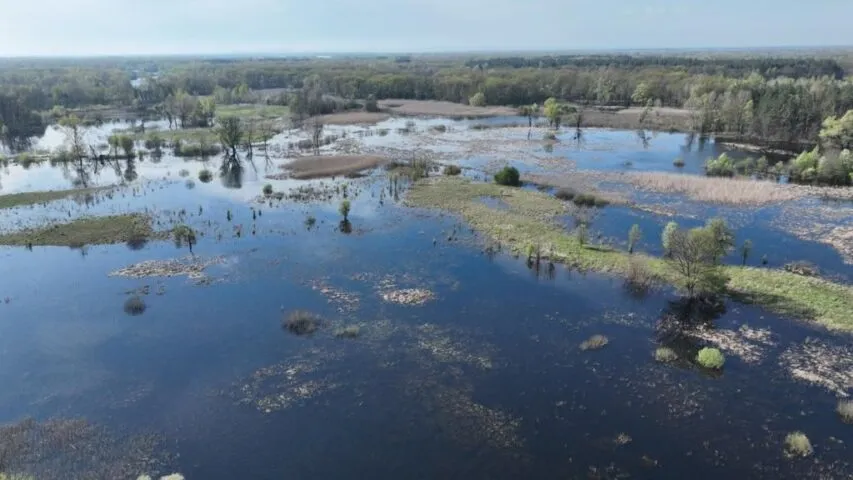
[1,111,853,479]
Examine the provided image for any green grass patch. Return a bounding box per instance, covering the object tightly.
[406,177,853,332]
[0,214,156,247]
[0,186,112,210]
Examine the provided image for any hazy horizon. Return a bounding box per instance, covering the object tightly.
[1,0,852,57]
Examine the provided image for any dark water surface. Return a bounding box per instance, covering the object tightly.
[1,122,851,479]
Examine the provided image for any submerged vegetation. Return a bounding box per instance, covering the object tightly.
[283,311,320,335]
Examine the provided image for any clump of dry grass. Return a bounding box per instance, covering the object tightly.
[784,431,813,458]
[838,400,853,423]
[580,334,609,351]
[625,258,655,294]
[627,172,801,206]
[283,155,386,179]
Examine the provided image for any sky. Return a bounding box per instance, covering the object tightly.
[1,0,852,56]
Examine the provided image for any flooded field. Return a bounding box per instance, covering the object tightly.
[1,116,852,479]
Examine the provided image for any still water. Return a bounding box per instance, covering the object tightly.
[0,119,851,479]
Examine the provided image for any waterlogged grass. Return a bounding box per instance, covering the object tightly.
[407,177,853,332]
[0,214,155,247]
[0,186,111,210]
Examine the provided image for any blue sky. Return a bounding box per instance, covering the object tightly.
[1,0,851,56]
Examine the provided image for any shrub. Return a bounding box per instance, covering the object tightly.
[784,261,818,277]
[305,215,317,229]
[444,164,462,176]
[494,166,521,186]
[673,157,686,168]
[469,92,486,107]
[696,347,725,369]
[837,399,853,423]
[625,258,654,294]
[572,193,595,207]
[784,432,813,458]
[543,131,558,142]
[334,325,361,338]
[580,334,609,351]
[283,311,319,335]
[554,188,576,201]
[704,153,735,177]
[178,169,190,177]
[734,157,757,175]
[123,296,146,316]
[198,169,213,183]
[262,184,274,195]
[655,347,678,362]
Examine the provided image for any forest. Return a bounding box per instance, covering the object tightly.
[2,52,853,152]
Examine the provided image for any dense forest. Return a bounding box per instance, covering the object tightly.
[2,52,853,152]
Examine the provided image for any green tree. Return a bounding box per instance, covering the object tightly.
[469,92,486,107]
[339,199,351,221]
[705,218,735,264]
[628,224,642,254]
[662,221,678,257]
[819,110,853,150]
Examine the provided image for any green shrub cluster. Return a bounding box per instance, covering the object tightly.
[494,166,521,186]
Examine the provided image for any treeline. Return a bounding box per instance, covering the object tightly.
[3,54,853,151]
[463,55,845,79]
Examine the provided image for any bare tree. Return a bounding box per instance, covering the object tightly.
[217,116,243,159]
[308,118,324,155]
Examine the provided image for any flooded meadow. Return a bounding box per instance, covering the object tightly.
[1,116,852,479]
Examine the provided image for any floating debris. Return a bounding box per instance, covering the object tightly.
[381,288,435,306]
[232,348,342,413]
[689,327,768,364]
[415,323,493,370]
[780,338,853,397]
[109,256,224,284]
[0,417,174,479]
[307,279,360,313]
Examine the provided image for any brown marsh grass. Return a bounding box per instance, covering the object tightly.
[627,173,801,206]
[283,155,386,179]
[377,99,516,118]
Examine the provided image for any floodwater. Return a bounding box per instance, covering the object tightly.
[1,117,851,479]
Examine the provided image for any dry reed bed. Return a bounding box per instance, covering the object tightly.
[377,99,517,117]
[281,155,386,179]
